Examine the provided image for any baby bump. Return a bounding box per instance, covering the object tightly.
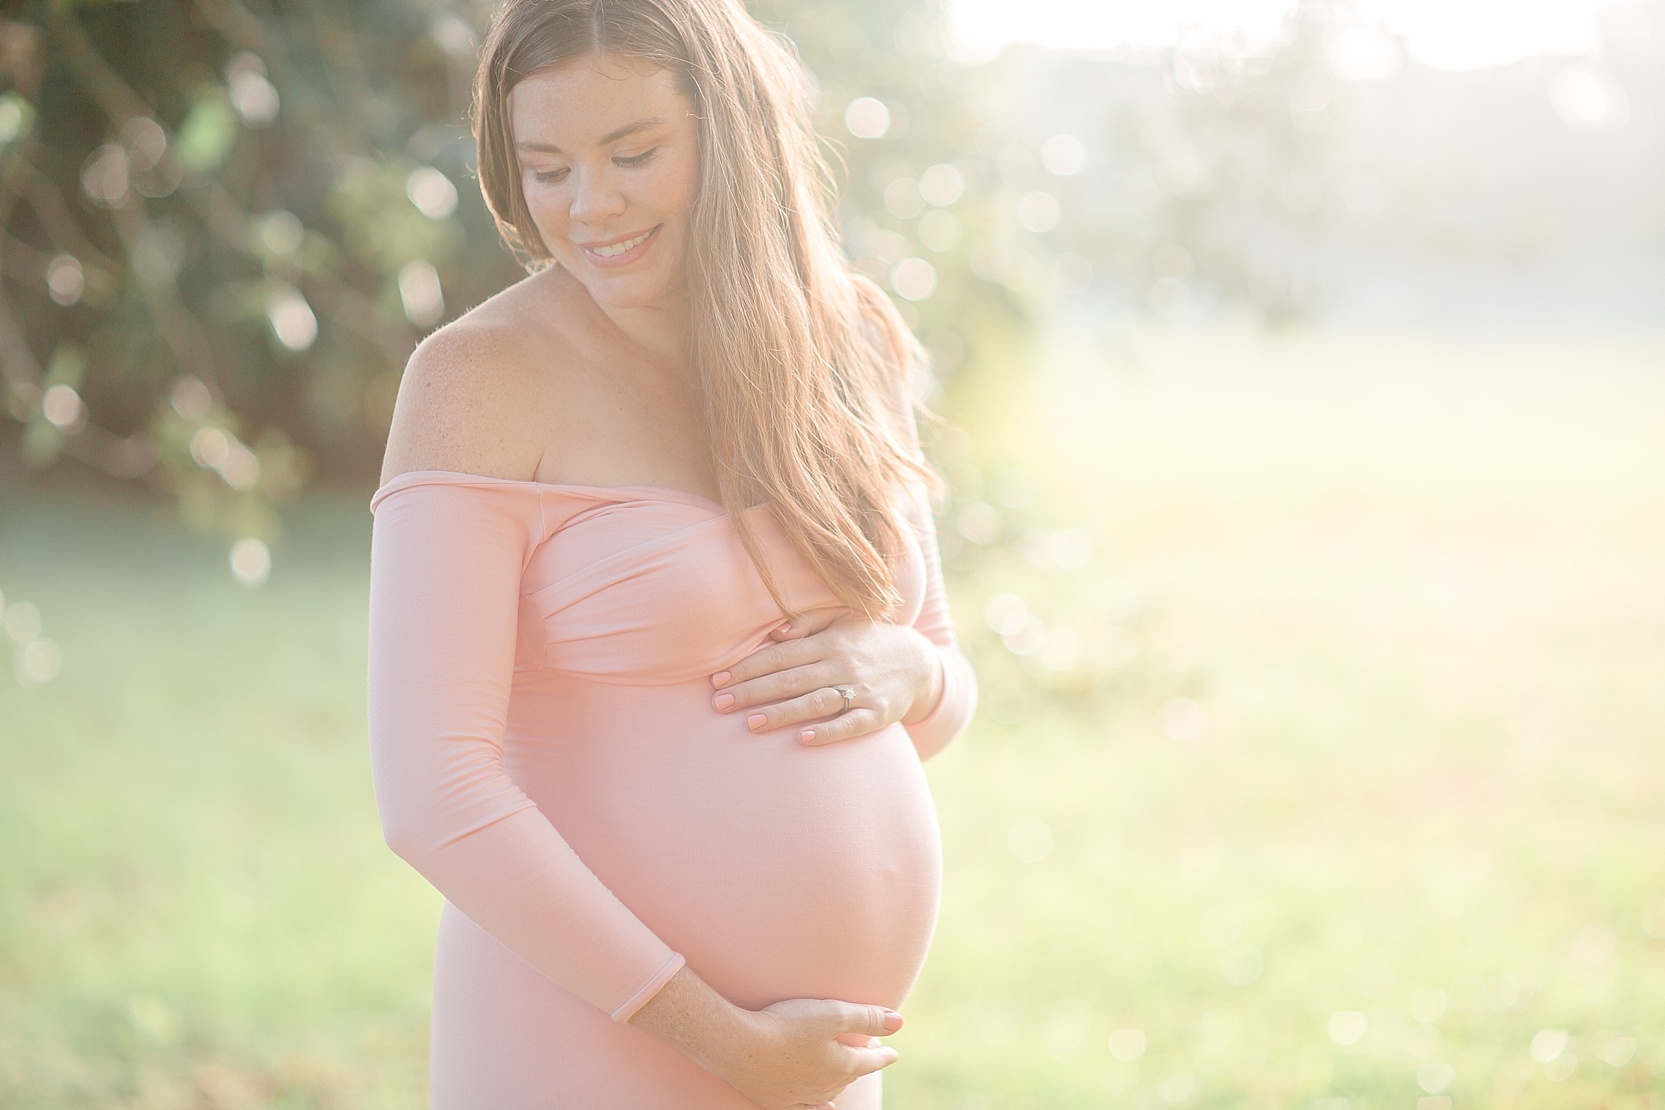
[506,680,943,1012]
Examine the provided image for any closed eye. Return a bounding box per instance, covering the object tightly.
[531,167,569,185]
[616,148,657,168]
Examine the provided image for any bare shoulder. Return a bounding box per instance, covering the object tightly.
[378,273,567,486]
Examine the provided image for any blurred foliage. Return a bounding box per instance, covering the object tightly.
[0,0,1377,554]
[0,0,521,547]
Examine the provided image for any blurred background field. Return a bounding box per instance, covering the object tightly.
[7,323,1665,1108]
[4,0,1665,1107]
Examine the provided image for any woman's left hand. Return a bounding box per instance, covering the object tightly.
[709,608,944,746]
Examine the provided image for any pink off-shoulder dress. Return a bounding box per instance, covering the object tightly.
[365,469,977,1108]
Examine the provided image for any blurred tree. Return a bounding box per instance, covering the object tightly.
[957,2,1361,329]
[749,0,1033,406]
[0,0,1030,556]
[0,0,528,547]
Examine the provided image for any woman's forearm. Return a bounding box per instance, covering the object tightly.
[626,964,752,1073]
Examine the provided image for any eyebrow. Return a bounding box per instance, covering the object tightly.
[514,117,668,155]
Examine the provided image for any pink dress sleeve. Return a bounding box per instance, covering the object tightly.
[899,483,979,761]
[366,478,685,1023]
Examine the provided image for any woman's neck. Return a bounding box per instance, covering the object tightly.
[552,265,693,383]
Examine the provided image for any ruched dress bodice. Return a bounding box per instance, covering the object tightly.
[366,470,977,1109]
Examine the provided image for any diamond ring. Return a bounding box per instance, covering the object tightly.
[834,685,856,711]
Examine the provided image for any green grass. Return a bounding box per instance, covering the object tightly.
[4,323,1665,1108]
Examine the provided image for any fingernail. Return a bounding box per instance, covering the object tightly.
[711,671,731,688]
[800,729,815,743]
[774,622,792,634]
[747,713,766,730]
[883,1011,904,1031]
[713,693,734,711]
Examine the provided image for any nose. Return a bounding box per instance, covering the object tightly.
[569,164,627,227]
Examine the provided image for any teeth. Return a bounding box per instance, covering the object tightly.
[589,230,651,258]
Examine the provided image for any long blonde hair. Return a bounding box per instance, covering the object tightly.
[472,0,946,621]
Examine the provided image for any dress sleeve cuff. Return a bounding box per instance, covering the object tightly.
[609,951,687,1024]
[902,645,977,761]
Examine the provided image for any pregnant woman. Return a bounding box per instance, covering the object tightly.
[365,0,977,1106]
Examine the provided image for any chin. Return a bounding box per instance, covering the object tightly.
[585,272,674,311]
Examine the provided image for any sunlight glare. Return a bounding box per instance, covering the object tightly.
[949,0,1626,70]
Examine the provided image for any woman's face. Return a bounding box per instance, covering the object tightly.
[510,52,701,316]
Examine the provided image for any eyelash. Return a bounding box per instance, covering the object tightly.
[531,148,658,185]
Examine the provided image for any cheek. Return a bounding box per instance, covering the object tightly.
[650,150,701,218]
[522,179,568,226]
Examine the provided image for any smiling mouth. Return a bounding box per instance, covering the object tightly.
[582,227,658,259]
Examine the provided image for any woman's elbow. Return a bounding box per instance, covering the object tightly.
[377,806,434,868]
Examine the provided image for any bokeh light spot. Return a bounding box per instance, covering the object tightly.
[80,144,129,207]
[1016,190,1060,233]
[844,97,890,139]
[399,260,445,327]
[1040,134,1086,175]
[267,285,318,350]
[190,426,231,469]
[1598,1035,1637,1067]
[229,538,271,588]
[1036,627,1082,671]
[985,593,1029,635]
[1108,1027,1147,1062]
[890,257,937,301]
[120,116,167,173]
[1530,1028,1568,1063]
[4,600,42,643]
[218,440,261,490]
[15,638,61,687]
[1008,817,1053,863]
[260,210,304,256]
[884,177,924,220]
[47,255,84,306]
[1159,1075,1199,1105]
[406,166,459,220]
[1417,1062,1454,1093]
[919,163,965,206]
[228,53,280,125]
[954,500,1002,545]
[1408,986,1448,1024]
[1159,697,1208,741]
[170,376,212,420]
[1329,1010,1368,1046]
[41,384,84,430]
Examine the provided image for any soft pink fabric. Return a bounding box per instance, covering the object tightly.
[366,470,976,1107]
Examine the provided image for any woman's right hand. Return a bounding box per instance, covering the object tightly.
[627,965,903,1109]
[713,996,904,1109]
